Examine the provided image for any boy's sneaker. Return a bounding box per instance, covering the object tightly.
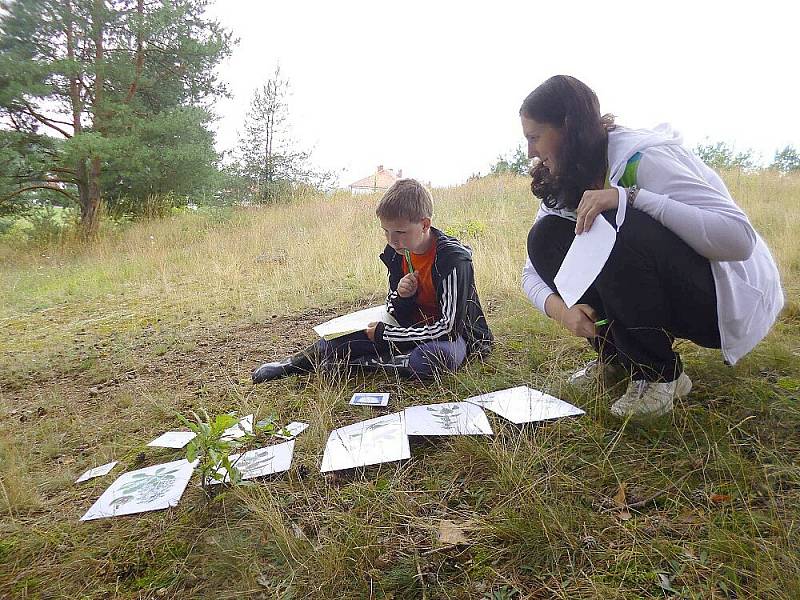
[568,359,628,391]
[610,372,692,419]
[252,358,294,384]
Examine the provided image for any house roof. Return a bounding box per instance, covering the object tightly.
[349,166,400,189]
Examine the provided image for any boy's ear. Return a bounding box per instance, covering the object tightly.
[421,217,432,231]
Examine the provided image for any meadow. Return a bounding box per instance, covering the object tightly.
[1,172,798,599]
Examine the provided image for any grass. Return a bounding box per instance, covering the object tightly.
[1,171,799,598]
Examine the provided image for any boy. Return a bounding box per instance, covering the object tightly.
[252,179,493,383]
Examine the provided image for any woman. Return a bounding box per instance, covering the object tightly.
[521,75,784,418]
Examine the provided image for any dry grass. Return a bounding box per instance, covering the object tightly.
[1,171,799,599]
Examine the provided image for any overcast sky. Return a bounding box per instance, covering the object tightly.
[205,0,799,187]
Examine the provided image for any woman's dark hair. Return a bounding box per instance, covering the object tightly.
[520,75,615,210]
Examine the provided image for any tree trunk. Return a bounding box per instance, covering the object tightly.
[81,0,105,237]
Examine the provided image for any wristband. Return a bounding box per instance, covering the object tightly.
[626,185,639,207]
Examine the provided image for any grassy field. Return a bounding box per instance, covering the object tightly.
[1,172,798,599]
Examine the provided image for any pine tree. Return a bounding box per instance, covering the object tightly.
[0,0,232,235]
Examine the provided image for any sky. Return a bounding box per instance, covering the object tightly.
[205,0,800,188]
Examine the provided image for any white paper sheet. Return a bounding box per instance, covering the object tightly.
[221,414,254,441]
[275,421,309,440]
[80,459,197,521]
[464,386,585,424]
[209,440,295,485]
[553,215,616,308]
[321,412,410,472]
[75,461,118,483]
[146,431,197,449]
[313,305,400,340]
[350,392,390,407]
[403,402,493,436]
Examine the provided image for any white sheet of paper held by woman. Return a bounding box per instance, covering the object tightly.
[553,215,616,308]
[321,412,410,472]
[313,305,400,341]
[403,402,493,436]
[465,386,585,424]
[80,459,197,521]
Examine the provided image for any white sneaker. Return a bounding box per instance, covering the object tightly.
[610,372,692,419]
[568,359,628,391]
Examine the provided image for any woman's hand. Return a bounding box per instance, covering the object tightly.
[575,188,619,235]
[545,294,598,338]
[560,304,599,338]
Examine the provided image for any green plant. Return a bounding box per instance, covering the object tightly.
[178,410,287,496]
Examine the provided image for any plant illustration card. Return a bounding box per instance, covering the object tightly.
[80,459,197,521]
[75,461,118,483]
[275,421,309,440]
[146,431,197,449]
[313,305,399,341]
[209,440,295,485]
[403,402,493,436]
[221,414,254,441]
[350,392,390,407]
[321,412,410,472]
[464,386,585,424]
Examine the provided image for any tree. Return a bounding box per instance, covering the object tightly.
[694,141,757,171]
[770,145,800,174]
[489,145,530,176]
[233,66,334,202]
[0,0,232,235]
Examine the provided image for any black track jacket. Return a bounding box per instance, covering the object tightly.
[373,228,494,356]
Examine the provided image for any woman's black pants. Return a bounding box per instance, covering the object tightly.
[527,208,722,382]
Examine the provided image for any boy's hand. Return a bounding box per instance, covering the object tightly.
[365,321,378,341]
[397,272,419,298]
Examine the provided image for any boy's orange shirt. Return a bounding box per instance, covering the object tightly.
[402,242,439,324]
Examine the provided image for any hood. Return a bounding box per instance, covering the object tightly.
[607,124,683,184]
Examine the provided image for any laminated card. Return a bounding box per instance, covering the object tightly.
[209,440,295,485]
[221,414,254,441]
[80,459,196,521]
[321,412,410,472]
[403,402,493,436]
[75,461,118,483]
[275,421,309,440]
[464,386,585,424]
[146,431,197,449]
[553,215,616,308]
[313,305,399,341]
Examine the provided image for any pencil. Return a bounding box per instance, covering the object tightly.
[595,318,609,326]
[403,248,414,274]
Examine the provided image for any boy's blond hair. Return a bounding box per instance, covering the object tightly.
[375,179,433,222]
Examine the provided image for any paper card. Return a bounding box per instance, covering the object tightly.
[76,461,118,483]
[221,414,254,441]
[146,431,197,449]
[80,459,197,521]
[275,421,309,440]
[350,392,390,407]
[553,215,616,308]
[321,412,410,472]
[403,402,493,436]
[209,440,295,485]
[313,305,400,341]
[464,386,585,424]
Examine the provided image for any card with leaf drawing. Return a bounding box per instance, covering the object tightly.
[403,402,493,436]
[464,386,585,424]
[208,440,295,485]
[80,459,197,521]
[321,412,410,472]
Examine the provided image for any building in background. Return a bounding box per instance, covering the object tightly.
[349,165,403,195]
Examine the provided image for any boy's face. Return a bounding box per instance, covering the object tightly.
[380,216,432,254]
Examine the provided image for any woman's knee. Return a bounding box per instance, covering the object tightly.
[527,215,574,276]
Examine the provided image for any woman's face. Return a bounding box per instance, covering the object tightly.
[521,115,563,175]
